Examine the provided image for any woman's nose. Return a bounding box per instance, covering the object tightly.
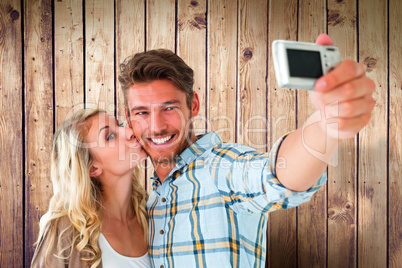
[123,127,135,141]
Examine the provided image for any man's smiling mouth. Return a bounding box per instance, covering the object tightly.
[149,135,174,145]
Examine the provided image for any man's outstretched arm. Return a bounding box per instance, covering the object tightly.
[275,34,376,192]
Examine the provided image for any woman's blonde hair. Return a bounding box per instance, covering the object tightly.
[36,108,148,267]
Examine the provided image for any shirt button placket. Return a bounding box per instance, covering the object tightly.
[160,184,169,268]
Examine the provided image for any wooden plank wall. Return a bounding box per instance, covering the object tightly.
[0,0,400,267]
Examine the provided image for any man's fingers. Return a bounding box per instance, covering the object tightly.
[326,96,376,118]
[315,60,366,92]
[337,112,372,132]
[321,74,375,104]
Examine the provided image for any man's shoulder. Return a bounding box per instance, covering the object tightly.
[209,141,262,160]
[195,132,265,163]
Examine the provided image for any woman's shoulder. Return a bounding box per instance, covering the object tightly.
[31,215,83,267]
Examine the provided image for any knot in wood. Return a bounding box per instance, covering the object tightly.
[243,48,253,60]
[328,11,345,26]
[363,57,377,72]
[10,10,20,21]
[192,16,206,29]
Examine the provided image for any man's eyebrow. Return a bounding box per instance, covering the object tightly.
[130,106,149,113]
[130,100,181,113]
[161,100,181,107]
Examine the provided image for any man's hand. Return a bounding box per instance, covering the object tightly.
[308,34,376,140]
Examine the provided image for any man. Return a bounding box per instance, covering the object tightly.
[118,34,375,268]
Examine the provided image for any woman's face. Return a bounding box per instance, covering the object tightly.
[86,113,147,178]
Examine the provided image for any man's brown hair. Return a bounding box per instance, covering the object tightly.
[118,49,195,116]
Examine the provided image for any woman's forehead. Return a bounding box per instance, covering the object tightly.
[87,114,116,139]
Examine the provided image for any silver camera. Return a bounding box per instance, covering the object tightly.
[272,40,341,90]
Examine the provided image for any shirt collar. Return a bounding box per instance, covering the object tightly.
[150,131,222,185]
[177,131,222,166]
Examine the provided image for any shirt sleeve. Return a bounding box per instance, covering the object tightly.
[222,133,327,214]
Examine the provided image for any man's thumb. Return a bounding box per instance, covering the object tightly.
[315,33,334,45]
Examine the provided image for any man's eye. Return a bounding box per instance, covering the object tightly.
[106,133,115,141]
[136,111,148,115]
[166,106,178,111]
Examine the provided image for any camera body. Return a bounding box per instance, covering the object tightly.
[272,40,341,90]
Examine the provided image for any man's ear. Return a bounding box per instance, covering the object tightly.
[124,106,132,128]
[191,92,200,117]
[89,165,103,177]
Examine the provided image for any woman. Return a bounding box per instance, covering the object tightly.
[31,108,150,267]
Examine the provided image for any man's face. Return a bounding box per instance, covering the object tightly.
[126,79,199,165]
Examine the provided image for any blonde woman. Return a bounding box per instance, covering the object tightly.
[31,109,150,267]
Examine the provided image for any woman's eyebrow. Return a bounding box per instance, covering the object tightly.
[98,126,109,135]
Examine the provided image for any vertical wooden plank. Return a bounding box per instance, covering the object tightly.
[207,0,237,143]
[267,0,298,267]
[297,1,327,267]
[389,0,402,267]
[327,0,357,267]
[54,0,84,128]
[146,0,176,192]
[146,0,176,50]
[0,0,23,266]
[238,0,267,149]
[85,0,115,115]
[24,0,53,264]
[177,0,207,136]
[358,0,388,267]
[115,0,146,189]
[116,0,145,119]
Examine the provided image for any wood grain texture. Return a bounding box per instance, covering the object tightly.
[358,0,388,267]
[54,0,84,128]
[146,0,176,50]
[85,0,115,114]
[24,0,53,264]
[388,0,402,266]
[266,0,298,267]
[327,0,357,267]
[297,1,327,267]
[207,0,237,143]
[0,0,23,267]
[177,0,207,135]
[115,0,146,189]
[237,0,267,150]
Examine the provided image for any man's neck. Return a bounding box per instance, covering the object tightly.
[154,161,176,183]
[153,133,198,183]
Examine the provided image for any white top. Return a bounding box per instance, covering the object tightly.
[99,233,151,268]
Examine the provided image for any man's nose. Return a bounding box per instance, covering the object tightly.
[150,112,168,134]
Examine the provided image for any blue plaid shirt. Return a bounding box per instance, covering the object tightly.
[147,131,327,268]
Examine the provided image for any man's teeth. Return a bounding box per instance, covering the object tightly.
[151,135,173,145]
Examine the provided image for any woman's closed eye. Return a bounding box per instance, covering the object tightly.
[106,132,115,141]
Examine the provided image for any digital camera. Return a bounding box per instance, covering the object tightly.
[272,40,341,90]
